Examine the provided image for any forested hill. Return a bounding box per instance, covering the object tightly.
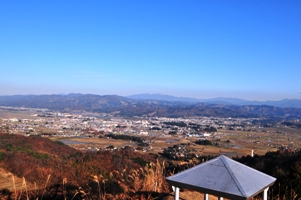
[1,94,301,119]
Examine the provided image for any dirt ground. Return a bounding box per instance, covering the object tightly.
[163,190,225,200]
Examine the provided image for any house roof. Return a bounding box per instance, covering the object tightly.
[166,155,276,200]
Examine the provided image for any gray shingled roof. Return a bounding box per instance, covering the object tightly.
[166,155,276,200]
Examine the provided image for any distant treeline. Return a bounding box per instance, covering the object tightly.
[104,133,149,146]
[195,139,213,146]
[163,121,187,127]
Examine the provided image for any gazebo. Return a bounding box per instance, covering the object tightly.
[166,155,276,200]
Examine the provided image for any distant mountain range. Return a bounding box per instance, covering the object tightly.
[0,93,133,111]
[1,93,301,119]
[127,93,301,108]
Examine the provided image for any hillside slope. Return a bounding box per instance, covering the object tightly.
[0,133,170,199]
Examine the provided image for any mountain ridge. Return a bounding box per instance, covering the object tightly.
[127,93,301,108]
[1,93,301,119]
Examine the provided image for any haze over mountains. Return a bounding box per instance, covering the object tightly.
[127,93,301,108]
[1,93,301,119]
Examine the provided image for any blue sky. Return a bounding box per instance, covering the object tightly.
[1,0,301,100]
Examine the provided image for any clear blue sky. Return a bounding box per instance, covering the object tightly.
[1,0,301,101]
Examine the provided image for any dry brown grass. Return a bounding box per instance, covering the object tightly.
[113,159,167,195]
[90,175,106,200]
[0,168,57,200]
[0,168,34,192]
[40,174,51,200]
[141,160,166,193]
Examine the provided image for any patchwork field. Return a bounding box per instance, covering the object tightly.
[55,126,292,158]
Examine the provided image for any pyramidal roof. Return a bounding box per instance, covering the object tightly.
[166,155,276,200]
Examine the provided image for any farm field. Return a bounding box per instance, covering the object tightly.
[55,124,299,158]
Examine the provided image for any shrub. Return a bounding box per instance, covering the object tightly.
[5,143,13,151]
[195,139,212,145]
[0,152,5,161]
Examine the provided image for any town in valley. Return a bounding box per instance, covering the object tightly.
[1,105,300,160]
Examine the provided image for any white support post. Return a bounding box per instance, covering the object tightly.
[263,187,269,200]
[204,193,208,200]
[218,197,223,200]
[174,187,180,200]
